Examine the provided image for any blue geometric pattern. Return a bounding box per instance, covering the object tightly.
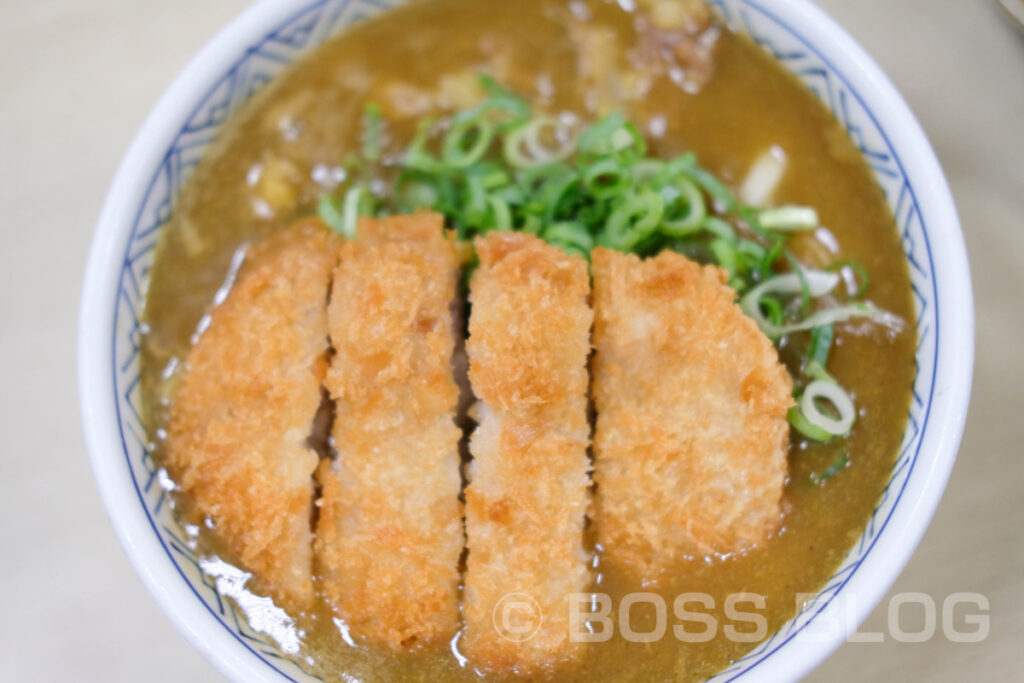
[704,1,937,679]
[110,1,937,681]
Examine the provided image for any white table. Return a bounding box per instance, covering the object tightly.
[1,1,1020,680]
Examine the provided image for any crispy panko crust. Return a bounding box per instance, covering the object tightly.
[316,213,464,651]
[166,221,341,609]
[590,247,793,581]
[462,233,593,676]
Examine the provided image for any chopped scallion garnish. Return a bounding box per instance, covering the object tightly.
[316,194,346,236]
[806,324,834,369]
[788,405,834,443]
[312,77,899,460]
[758,205,819,231]
[799,379,856,437]
[827,259,871,298]
[810,451,850,485]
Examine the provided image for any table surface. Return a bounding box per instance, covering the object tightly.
[1,1,1021,681]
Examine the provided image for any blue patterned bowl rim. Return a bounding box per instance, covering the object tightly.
[78,1,974,681]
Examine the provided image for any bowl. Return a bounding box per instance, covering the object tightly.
[78,0,973,680]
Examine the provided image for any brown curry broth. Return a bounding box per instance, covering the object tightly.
[140,0,917,680]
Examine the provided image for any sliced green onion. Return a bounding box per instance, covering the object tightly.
[741,270,884,337]
[664,153,698,176]
[709,238,739,279]
[403,119,442,172]
[475,74,531,122]
[320,185,373,239]
[700,216,736,242]
[539,166,580,222]
[747,269,839,301]
[452,76,531,132]
[788,405,834,442]
[340,185,372,239]
[521,213,543,234]
[578,113,646,160]
[762,239,785,267]
[810,450,849,484]
[752,239,784,285]
[517,161,569,190]
[544,221,594,255]
[804,359,836,384]
[477,73,527,103]
[442,117,495,168]
[488,195,513,230]
[633,158,667,184]
[759,205,819,231]
[317,194,346,235]
[806,324,834,368]
[739,270,839,338]
[576,200,610,228]
[491,183,527,206]
[394,172,440,210]
[794,303,880,335]
[578,112,627,155]
[738,239,767,263]
[799,379,856,436]
[759,295,785,328]
[739,206,771,240]
[503,115,576,168]
[461,174,490,228]
[582,158,631,199]
[827,259,871,298]
[682,164,738,213]
[660,177,706,236]
[611,122,645,156]
[783,250,812,313]
[602,189,664,250]
[471,162,511,190]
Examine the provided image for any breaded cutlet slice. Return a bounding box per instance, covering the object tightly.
[166,221,341,609]
[462,232,593,676]
[316,212,464,651]
[590,247,793,580]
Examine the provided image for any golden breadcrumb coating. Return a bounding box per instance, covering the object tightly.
[462,232,593,676]
[316,212,464,651]
[167,221,341,609]
[590,247,793,581]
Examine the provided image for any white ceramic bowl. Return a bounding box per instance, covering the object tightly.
[78,0,973,680]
